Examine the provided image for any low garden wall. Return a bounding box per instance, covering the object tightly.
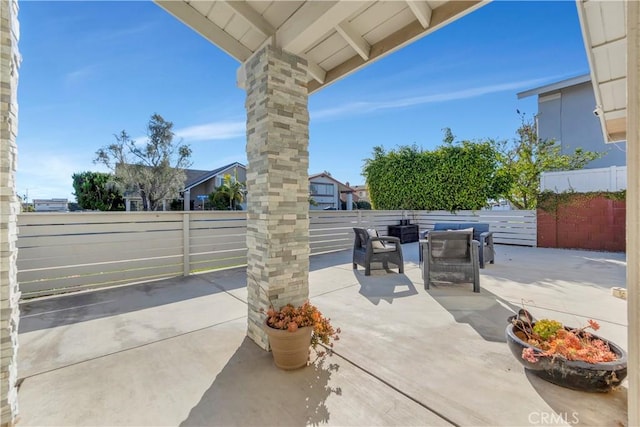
[537,193,625,252]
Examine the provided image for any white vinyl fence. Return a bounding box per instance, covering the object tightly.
[540,166,627,193]
[17,209,535,298]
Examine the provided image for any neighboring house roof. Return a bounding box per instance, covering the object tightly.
[183,162,246,191]
[517,74,591,99]
[309,172,357,198]
[184,168,211,186]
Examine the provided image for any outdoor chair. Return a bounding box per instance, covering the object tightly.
[352,227,404,276]
[431,222,495,268]
[420,230,480,292]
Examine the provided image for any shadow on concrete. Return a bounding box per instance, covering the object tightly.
[354,271,418,305]
[427,286,520,342]
[20,269,247,333]
[524,370,628,426]
[181,337,342,427]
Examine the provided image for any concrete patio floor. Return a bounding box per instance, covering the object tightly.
[16,244,629,426]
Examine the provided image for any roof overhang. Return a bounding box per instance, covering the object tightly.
[516,74,591,99]
[576,0,627,143]
[154,0,489,94]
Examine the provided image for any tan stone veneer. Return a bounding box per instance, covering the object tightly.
[0,0,20,425]
[244,44,310,350]
[627,1,640,425]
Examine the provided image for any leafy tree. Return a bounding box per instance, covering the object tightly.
[208,173,245,210]
[95,114,192,211]
[355,200,372,210]
[72,171,125,211]
[494,114,602,209]
[363,133,508,211]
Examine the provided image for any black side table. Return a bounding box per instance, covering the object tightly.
[388,224,419,244]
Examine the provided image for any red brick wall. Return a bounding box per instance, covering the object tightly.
[537,194,625,252]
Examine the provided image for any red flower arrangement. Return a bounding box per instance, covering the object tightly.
[516,317,618,364]
[264,301,340,354]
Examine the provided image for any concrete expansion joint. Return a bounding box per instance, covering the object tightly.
[15,315,246,384]
[326,347,460,427]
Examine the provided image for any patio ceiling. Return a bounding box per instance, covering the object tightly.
[577,0,627,143]
[154,0,626,141]
[155,0,487,94]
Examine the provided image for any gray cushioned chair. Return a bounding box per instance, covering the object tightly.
[432,222,494,268]
[420,230,480,292]
[352,227,404,276]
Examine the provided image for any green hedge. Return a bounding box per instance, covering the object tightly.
[362,142,508,211]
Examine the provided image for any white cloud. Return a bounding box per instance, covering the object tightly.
[16,148,103,201]
[82,23,157,45]
[174,120,246,142]
[65,65,97,85]
[312,77,553,121]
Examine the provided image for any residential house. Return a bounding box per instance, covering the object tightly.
[182,162,247,210]
[517,74,626,169]
[308,172,356,210]
[352,185,369,203]
[125,162,247,211]
[33,198,68,212]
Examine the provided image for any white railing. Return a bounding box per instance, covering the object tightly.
[17,209,536,298]
[414,210,537,247]
[540,166,627,193]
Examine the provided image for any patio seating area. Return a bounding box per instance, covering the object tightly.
[16,243,628,426]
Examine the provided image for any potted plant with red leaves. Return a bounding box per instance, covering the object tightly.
[506,309,627,392]
[262,301,340,370]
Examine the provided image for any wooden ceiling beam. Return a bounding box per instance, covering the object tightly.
[336,21,371,60]
[276,1,366,54]
[156,0,252,61]
[225,1,275,38]
[406,1,432,29]
[305,57,327,84]
[307,0,486,93]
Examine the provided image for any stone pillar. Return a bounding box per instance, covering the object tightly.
[346,192,353,210]
[0,0,21,425]
[627,2,640,424]
[244,44,309,350]
[125,198,131,211]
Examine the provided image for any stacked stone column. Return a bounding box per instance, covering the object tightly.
[244,44,310,349]
[0,0,20,425]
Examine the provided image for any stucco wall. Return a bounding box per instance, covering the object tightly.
[537,81,626,168]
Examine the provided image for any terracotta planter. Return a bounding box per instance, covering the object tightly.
[263,321,313,370]
[506,322,627,392]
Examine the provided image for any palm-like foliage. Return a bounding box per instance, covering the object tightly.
[209,173,246,210]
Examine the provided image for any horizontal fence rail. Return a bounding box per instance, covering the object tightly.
[17,209,536,298]
[416,210,537,247]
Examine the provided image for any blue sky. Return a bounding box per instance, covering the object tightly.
[16,0,589,202]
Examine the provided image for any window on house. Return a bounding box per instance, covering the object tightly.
[309,182,334,196]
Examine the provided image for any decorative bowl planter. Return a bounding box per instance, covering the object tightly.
[505,323,627,392]
[263,321,313,370]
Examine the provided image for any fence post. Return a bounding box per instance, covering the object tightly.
[183,213,190,276]
[609,166,617,191]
